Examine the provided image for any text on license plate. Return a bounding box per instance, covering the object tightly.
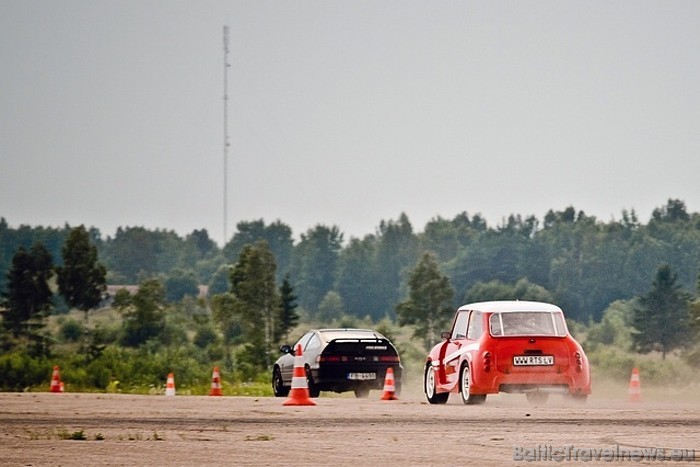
[513,355,554,366]
[347,372,376,380]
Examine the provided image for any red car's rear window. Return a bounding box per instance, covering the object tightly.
[489,311,567,337]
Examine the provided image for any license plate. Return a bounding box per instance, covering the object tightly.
[513,355,554,366]
[347,372,376,380]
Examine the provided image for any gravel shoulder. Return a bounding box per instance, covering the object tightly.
[1,390,699,466]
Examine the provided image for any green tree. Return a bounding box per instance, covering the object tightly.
[211,291,243,370]
[336,236,381,319]
[632,264,691,359]
[421,216,461,263]
[396,252,454,349]
[651,198,690,224]
[318,290,344,323]
[184,229,218,259]
[59,318,84,343]
[164,268,199,302]
[686,272,700,366]
[691,271,700,333]
[1,243,54,353]
[208,264,231,296]
[585,299,635,350]
[291,225,343,313]
[102,226,159,283]
[375,213,420,318]
[277,274,299,343]
[57,225,107,322]
[463,278,554,304]
[420,213,485,263]
[0,219,70,296]
[102,227,183,283]
[180,229,221,284]
[223,219,293,282]
[115,279,166,347]
[230,241,279,369]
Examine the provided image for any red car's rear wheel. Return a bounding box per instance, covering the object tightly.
[460,363,486,405]
[424,364,448,404]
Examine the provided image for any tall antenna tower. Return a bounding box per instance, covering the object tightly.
[223,25,231,244]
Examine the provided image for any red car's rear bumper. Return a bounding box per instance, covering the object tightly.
[471,368,591,395]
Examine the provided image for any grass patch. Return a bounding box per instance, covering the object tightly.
[244,434,274,441]
[57,429,87,440]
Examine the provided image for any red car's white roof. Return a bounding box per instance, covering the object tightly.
[456,300,563,314]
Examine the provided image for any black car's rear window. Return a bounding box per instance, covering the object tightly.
[318,330,398,357]
[319,330,384,341]
[323,339,398,359]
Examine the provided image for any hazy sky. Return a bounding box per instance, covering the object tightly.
[2,1,699,246]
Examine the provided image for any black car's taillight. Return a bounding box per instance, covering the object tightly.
[377,355,400,363]
[317,355,343,363]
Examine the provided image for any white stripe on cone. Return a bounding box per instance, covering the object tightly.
[291,376,307,389]
[165,373,176,396]
[380,367,398,400]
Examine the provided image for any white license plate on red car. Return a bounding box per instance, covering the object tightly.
[347,372,376,380]
[513,355,554,366]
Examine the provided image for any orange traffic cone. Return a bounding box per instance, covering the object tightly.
[209,367,222,396]
[380,367,398,401]
[50,366,61,393]
[628,367,642,402]
[283,344,316,406]
[165,373,176,396]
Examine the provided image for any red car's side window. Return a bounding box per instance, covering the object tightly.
[467,311,483,340]
[489,314,504,336]
[451,311,469,340]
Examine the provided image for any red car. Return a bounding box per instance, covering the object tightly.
[424,300,591,404]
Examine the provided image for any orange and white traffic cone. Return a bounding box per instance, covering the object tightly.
[628,367,642,402]
[380,367,398,401]
[165,373,176,396]
[50,366,61,393]
[283,344,316,406]
[209,367,222,396]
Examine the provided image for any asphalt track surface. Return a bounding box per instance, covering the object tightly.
[1,391,699,466]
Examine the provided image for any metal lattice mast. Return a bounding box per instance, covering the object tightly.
[223,25,230,245]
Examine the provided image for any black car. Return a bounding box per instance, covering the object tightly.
[272,328,403,398]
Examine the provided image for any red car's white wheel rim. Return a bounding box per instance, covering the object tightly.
[426,366,436,398]
[461,365,470,401]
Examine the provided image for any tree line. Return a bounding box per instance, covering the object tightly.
[3,198,700,324]
[1,198,700,390]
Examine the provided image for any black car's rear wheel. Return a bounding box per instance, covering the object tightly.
[460,363,486,405]
[272,367,289,397]
[353,387,370,398]
[424,364,449,404]
[305,367,320,398]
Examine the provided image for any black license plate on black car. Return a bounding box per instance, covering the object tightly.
[347,372,376,380]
